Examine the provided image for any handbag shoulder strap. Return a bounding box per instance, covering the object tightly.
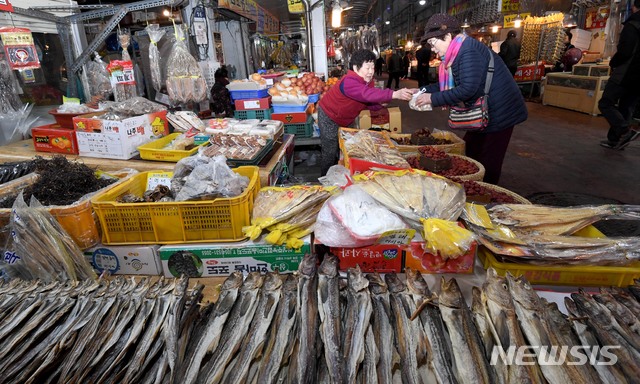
[484,54,494,95]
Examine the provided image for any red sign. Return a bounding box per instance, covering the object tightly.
[0,0,13,13]
[514,63,545,82]
[0,27,40,70]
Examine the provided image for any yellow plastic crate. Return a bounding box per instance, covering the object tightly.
[91,166,260,244]
[479,226,640,287]
[138,133,208,162]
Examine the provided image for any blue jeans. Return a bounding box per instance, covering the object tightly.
[598,80,640,142]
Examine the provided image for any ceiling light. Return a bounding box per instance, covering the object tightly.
[331,1,342,29]
[163,9,171,17]
[385,20,390,25]
[514,14,523,28]
[491,25,500,33]
[461,18,470,28]
[419,0,426,5]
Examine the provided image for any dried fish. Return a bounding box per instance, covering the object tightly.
[342,265,372,384]
[317,254,343,384]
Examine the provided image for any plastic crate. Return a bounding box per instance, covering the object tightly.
[284,115,314,138]
[272,103,309,113]
[308,93,320,103]
[230,89,269,100]
[234,108,272,120]
[478,226,640,287]
[138,133,208,162]
[91,166,260,245]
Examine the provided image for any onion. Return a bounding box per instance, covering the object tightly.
[281,78,292,87]
[251,73,262,81]
[268,88,279,96]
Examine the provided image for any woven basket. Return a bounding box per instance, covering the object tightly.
[390,131,466,155]
[472,181,531,204]
[443,154,485,181]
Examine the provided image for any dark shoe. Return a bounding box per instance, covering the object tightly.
[600,140,620,149]
[616,129,640,149]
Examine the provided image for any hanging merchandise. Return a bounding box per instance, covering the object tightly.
[0,27,40,70]
[146,24,166,92]
[107,30,137,102]
[327,38,335,58]
[190,3,209,61]
[166,25,208,105]
[85,52,112,101]
[520,13,565,64]
[0,58,23,114]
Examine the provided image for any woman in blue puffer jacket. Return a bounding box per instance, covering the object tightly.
[414,13,528,184]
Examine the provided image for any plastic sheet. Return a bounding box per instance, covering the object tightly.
[146,24,166,92]
[315,185,410,248]
[0,104,38,146]
[171,154,249,201]
[1,193,97,282]
[86,52,112,100]
[318,165,352,188]
[166,26,208,104]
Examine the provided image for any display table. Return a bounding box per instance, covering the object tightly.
[0,134,295,187]
[542,73,608,116]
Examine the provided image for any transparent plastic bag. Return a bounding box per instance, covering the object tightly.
[146,24,166,92]
[0,58,22,115]
[86,52,112,100]
[1,103,38,145]
[165,26,207,104]
[98,96,165,119]
[315,185,410,247]
[1,193,97,282]
[171,154,249,201]
[318,165,352,188]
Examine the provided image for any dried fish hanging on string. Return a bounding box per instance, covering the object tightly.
[146,24,166,92]
[166,25,208,105]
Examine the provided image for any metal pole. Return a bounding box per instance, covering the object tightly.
[301,0,314,72]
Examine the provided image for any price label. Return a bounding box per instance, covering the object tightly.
[146,172,173,191]
[376,229,416,246]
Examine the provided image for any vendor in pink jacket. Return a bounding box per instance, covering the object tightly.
[318,49,413,176]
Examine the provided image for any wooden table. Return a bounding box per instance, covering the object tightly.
[0,134,295,187]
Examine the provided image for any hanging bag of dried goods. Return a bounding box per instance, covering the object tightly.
[85,52,112,101]
[355,169,475,259]
[146,24,165,92]
[165,24,208,105]
[107,29,137,102]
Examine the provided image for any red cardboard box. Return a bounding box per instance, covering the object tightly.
[405,240,477,274]
[329,243,404,273]
[234,96,271,110]
[31,124,79,154]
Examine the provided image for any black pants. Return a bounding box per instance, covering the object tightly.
[387,72,401,89]
[464,126,514,185]
[417,68,429,88]
[598,80,640,142]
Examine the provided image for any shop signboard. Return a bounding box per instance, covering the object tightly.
[448,0,470,16]
[288,0,304,14]
[502,0,520,13]
[0,27,40,70]
[585,7,609,30]
[0,0,13,12]
[219,0,279,35]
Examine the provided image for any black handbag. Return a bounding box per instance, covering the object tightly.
[447,54,494,131]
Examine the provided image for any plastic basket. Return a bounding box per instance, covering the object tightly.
[479,226,640,287]
[284,115,314,138]
[230,89,269,100]
[272,103,309,113]
[91,166,260,245]
[308,93,320,103]
[138,133,208,162]
[226,139,274,167]
[234,108,273,120]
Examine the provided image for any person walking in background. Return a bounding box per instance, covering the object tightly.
[210,67,234,117]
[402,51,411,79]
[499,30,521,77]
[386,47,404,90]
[318,49,413,176]
[413,13,528,184]
[415,45,431,87]
[375,55,384,76]
[599,0,640,150]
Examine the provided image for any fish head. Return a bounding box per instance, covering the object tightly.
[385,273,406,293]
[282,273,299,292]
[570,291,609,323]
[366,273,388,294]
[298,253,318,277]
[405,268,431,296]
[439,278,465,309]
[318,253,339,278]
[471,286,485,313]
[221,271,244,291]
[483,268,513,309]
[241,272,265,291]
[264,271,284,291]
[506,273,540,311]
[348,265,369,292]
[564,297,580,318]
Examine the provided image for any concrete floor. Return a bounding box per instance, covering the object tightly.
[294,75,640,205]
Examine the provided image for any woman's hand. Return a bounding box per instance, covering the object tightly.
[392,88,413,101]
[415,93,432,107]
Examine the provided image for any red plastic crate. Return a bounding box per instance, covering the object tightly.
[234,96,271,110]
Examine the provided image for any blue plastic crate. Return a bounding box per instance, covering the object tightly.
[230,89,269,100]
[308,93,320,103]
[234,108,273,120]
[272,103,309,113]
[284,115,314,138]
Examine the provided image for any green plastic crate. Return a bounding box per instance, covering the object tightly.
[284,115,314,138]
[234,108,272,120]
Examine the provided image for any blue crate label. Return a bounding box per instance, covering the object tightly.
[90,248,120,274]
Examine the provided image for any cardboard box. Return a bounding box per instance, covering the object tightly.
[83,244,162,275]
[234,96,271,110]
[405,240,477,274]
[73,110,169,160]
[329,243,404,273]
[31,124,79,154]
[158,235,311,278]
[356,107,402,133]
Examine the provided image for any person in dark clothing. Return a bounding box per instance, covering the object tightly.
[599,0,640,149]
[499,30,521,77]
[415,45,431,87]
[386,48,404,90]
[554,31,576,72]
[402,51,411,79]
[210,67,234,117]
[413,13,528,184]
[375,56,384,76]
